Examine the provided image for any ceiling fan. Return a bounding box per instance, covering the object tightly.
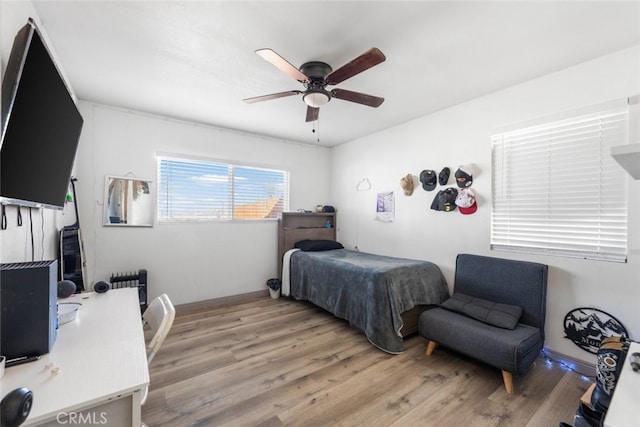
[243,47,386,122]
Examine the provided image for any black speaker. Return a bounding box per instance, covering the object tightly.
[57,280,76,298]
[93,281,110,293]
[1,261,57,359]
[0,387,33,427]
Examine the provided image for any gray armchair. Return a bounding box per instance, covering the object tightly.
[418,253,548,394]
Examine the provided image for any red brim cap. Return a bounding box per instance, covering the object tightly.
[459,202,477,215]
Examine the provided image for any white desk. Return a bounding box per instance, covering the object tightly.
[604,341,640,427]
[0,288,149,426]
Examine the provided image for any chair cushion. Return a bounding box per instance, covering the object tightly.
[419,307,543,375]
[440,292,523,330]
[453,254,548,338]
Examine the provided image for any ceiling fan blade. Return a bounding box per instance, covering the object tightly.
[332,89,384,108]
[326,47,386,85]
[256,48,308,82]
[306,106,320,122]
[243,90,301,104]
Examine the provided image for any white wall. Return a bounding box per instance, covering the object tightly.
[1,3,331,302]
[331,45,640,365]
[73,103,331,305]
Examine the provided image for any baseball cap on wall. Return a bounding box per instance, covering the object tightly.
[430,187,458,212]
[454,164,476,188]
[455,188,477,214]
[438,167,450,186]
[420,170,437,191]
[400,174,414,196]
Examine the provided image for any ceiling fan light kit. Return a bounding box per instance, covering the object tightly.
[303,89,331,108]
[244,47,386,122]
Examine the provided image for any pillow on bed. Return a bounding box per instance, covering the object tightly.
[439,292,523,330]
[294,239,344,251]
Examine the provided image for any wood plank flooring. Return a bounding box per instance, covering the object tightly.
[142,295,590,427]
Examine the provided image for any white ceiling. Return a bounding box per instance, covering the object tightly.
[27,1,640,146]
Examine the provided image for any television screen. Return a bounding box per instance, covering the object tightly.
[1,18,83,210]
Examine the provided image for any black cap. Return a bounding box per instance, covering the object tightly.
[430,187,458,212]
[454,165,474,188]
[420,170,437,191]
[439,167,450,186]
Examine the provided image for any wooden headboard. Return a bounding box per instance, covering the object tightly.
[277,212,337,278]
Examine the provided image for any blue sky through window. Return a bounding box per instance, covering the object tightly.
[158,156,288,220]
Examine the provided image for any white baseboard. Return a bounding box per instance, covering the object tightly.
[542,347,596,378]
[175,290,268,313]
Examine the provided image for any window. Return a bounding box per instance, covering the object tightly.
[491,100,629,262]
[157,155,289,222]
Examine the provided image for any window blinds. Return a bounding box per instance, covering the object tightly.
[158,156,289,221]
[491,101,629,262]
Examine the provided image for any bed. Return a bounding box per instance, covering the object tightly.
[281,245,450,354]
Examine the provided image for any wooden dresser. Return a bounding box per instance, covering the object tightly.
[277,212,336,278]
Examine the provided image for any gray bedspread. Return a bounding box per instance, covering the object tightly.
[289,249,450,354]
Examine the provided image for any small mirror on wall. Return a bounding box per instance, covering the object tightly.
[104,176,154,227]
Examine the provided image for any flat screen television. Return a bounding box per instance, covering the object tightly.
[1,18,83,210]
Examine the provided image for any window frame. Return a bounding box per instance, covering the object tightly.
[490,99,630,263]
[156,154,290,223]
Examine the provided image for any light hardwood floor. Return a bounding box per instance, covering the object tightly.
[142,295,590,427]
